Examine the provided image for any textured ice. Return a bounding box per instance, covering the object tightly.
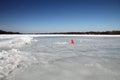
[0,35,120,80]
[0,35,37,80]
[0,49,37,79]
[0,36,34,49]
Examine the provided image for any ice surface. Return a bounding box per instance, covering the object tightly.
[0,36,34,49]
[0,35,120,80]
[0,49,37,79]
[0,35,37,80]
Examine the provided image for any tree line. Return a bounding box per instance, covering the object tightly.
[0,30,120,35]
[0,30,20,34]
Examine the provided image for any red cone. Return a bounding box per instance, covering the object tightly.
[70,39,74,44]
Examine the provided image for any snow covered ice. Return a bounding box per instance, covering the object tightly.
[0,35,120,80]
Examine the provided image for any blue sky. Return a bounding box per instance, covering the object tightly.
[0,0,120,33]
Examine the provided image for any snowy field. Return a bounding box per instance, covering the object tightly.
[0,35,120,80]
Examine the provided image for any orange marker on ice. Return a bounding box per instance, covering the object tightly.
[70,39,74,44]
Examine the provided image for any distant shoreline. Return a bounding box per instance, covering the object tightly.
[0,30,120,35]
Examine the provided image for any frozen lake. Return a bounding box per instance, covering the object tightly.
[0,35,120,80]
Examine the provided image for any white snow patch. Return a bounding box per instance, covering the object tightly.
[0,36,36,48]
[0,49,37,79]
[54,41,68,45]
